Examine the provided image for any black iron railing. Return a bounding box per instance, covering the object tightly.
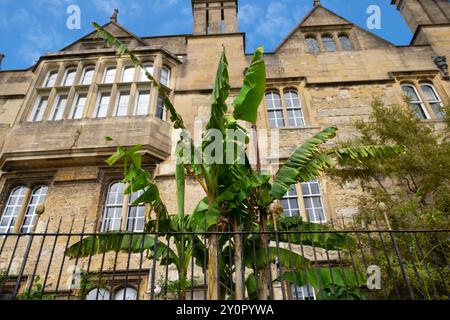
[0,218,448,300]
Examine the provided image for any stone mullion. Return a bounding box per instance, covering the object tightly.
[279,87,289,127]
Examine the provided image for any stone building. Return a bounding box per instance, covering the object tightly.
[0,0,448,300]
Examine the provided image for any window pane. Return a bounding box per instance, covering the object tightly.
[339,35,353,51]
[114,287,137,300]
[265,91,285,128]
[114,92,130,117]
[86,288,110,301]
[140,64,154,81]
[156,95,165,119]
[81,67,95,85]
[126,190,145,232]
[101,182,125,232]
[20,186,48,234]
[29,96,49,122]
[285,90,305,127]
[0,187,27,234]
[292,285,316,300]
[94,93,110,118]
[103,67,116,84]
[49,95,68,121]
[421,84,444,119]
[402,85,420,102]
[122,66,135,82]
[63,69,76,86]
[301,180,326,223]
[44,71,58,87]
[322,36,337,52]
[305,37,320,53]
[135,90,150,115]
[160,67,170,86]
[281,185,300,217]
[70,94,87,119]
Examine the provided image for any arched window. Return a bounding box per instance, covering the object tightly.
[103,66,117,84]
[86,288,110,300]
[322,34,337,52]
[101,182,146,232]
[0,187,27,234]
[401,84,429,119]
[44,70,58,87]
[81,66,95,85]
[21,186,48,233]
[284,90,305,127]
[63,68,77,86]
[420,83,444,119]
[122,66,135,83]
[160,66,170,87]
[338,34,353,51]
[265,91,285,128]
[305,36,320,54]
[101,182,125,232]
[114,287,138,300]
[0,185,48,234]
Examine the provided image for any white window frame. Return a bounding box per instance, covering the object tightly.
[155,95,166,120]
[265,91,285,128]
[140,63,154,82]
[100,182,146,233]
[62,68,77,86]
[401,84,431,120]
[114,91,130,117]
[0,186,27,234]
[301,179,326,223]
[291,284,316,300]
[81,66,95,85]
[420,83,444,119]
[20,186,48,234]
[48,94,68,121]
[122,66,135,83]
[103,66,117,84]
[134,90,151,116]
[43,70,58,87]
[28,95,49,122]
[160,66,170,87]
[284,90,306,127]
[93,92,111,118]
[69,93,87,120]
[281,185,301,217]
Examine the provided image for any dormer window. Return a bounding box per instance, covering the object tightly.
[322,34,336,52]
[305,36,320,54]
[338,34,353,51]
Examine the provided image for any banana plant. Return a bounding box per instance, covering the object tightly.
[65,22,405,300]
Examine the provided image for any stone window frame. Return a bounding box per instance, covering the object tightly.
[305,34,320,54]
[397,77,447,121]
[62,67,78,87]
[0,176,53,235]
[47,91,70,122]
[22,52,175,123]
[321,33,337,52]
[262,84,310,129]
[301,27,358,54]
[337,32,354,51]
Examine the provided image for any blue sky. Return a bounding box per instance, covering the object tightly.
[0,0,412,70]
